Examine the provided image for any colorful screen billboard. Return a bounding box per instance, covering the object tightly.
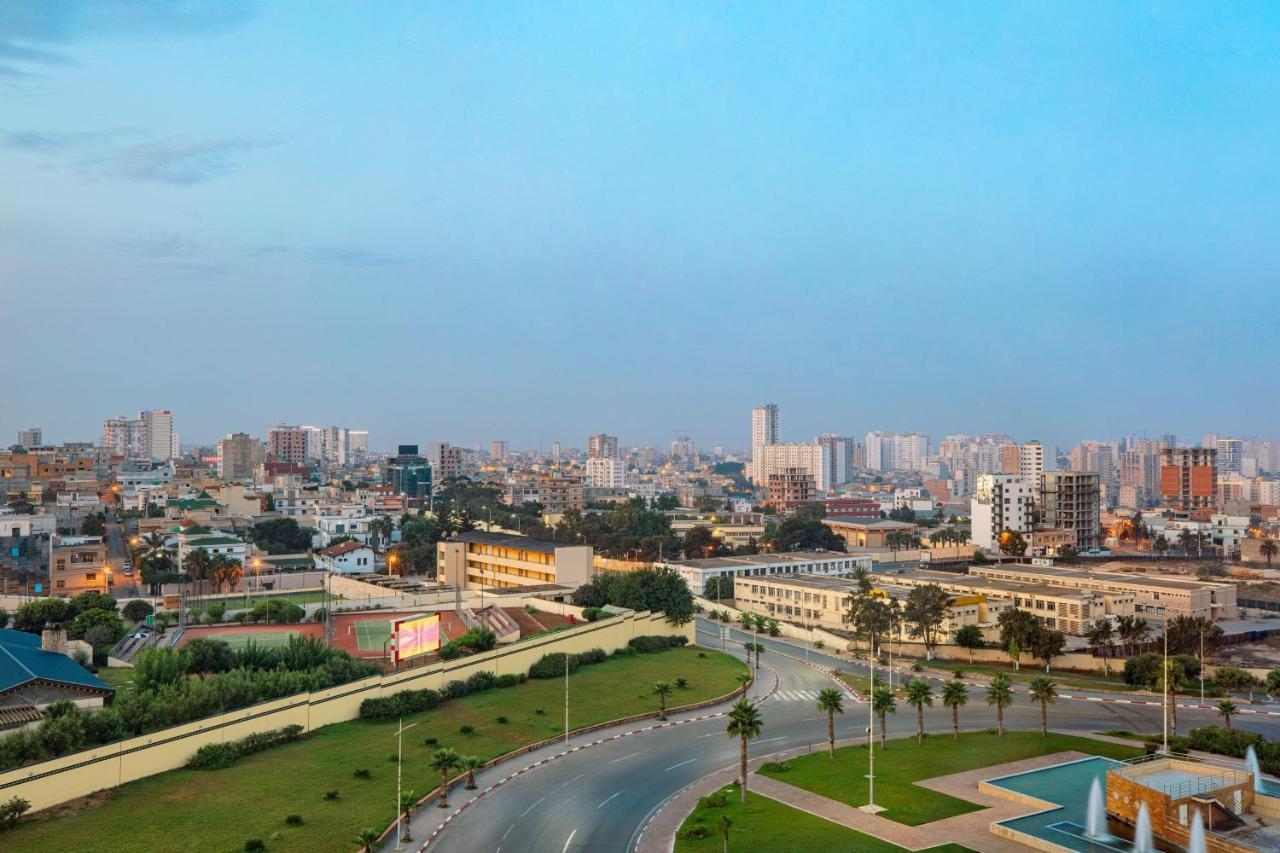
[393,614,440,662]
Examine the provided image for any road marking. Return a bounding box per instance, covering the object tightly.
[597,790,623,809]
[665,758,696,771]
[520,795,546,817]
[567,773,587,783]
[755,736,788,744]
[697,732,718,738]
[502,824,514,840]
[562,828,577,852]
[607,751,641,764]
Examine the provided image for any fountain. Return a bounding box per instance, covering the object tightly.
[1085,777,1106,838]
[1188,809,1207,853]
[1133,802,1154,853]
[1246,744,1262,792]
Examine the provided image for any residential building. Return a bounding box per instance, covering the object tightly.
[16,428,41,448]
[316,514,373,548]
[139,409,177,460]
[749,404,780,483]
[490,441,509,461]
[49,535,109,596]
[756,442,832,493]
[815,434,853,486]
[587,434,619,460]
[1161,447,1218,513]
[1020,440,1046,482]
[670,435,695,460]
[971,474,1033,551]
[767,467,816,511]
[383,445,432,504]
[665,550,872,597]
[1039,471,1102,549]
[318,540,375,574]
[822,517,915,549]
[1216,437,1244,475]
[505,473,585,513]
[102,415,145,458]
[437,531,592,590]
[426,442,465,482]
[217,432,265,481]
[0,628,113,720]
[585,457,626,488]
[865,431,929,472]
[177,525,250,567]
[267,425,309,466]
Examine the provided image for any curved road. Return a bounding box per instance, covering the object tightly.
[408,619,1279,853]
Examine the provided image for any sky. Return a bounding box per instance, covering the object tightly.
[2,1,1279,453]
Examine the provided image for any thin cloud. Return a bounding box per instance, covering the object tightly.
[80,137,273,185]
[250,244,407,268]
[0,40,74,66]
[117,232,198,258]
[0,127,128,152]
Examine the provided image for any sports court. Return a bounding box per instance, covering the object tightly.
[177,622,322,649]
[352,619,393,652]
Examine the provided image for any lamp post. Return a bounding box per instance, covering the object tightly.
[1162,620,1169,755]
[867,641,877,811]
[394,718,420,849]
[564,650,571,744]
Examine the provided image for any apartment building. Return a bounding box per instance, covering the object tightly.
[767,467,815,511]
[665,550,872,596]
[17,428,41,448]
[587,433,619,460]
[971,474,1034,551]
[437,531,592,590]
[968,563,1237,621]
[426,442,466,482]
[217,432,265,481]
[1040,471,1102,549]
[267,425,309,466]
[504,473,585,514]
[865,431,929,472]
[749,404,780,483]
[383,445,432,503]
[585,457,626,488]
[49,535,109,596]
[1161,448,1218,514]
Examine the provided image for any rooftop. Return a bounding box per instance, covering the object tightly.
[453,531,566,555]
[672,550,863,569]
[824,517,916,529]
[0,630,113,697]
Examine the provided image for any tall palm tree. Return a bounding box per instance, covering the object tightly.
[1160,660,1183,737]
[816,687,844,757]
[461,755,484,790]
[872,685,896,749]
[986,673,1014,737]
[397,789,418,842]
[1267,669,1280,698]
[183,547,213,611]
[353,828,379,852]
[725,698,763,803]
[942,680,968,740]
[750,643,764,672]
[1217,699,1238,730]
[1029,677,1057,736]
[1261,539,1278,568]
[904,677,933,744]
[1178,528,1195,556]
[653,682,673,721]
[430,748,461,809]
[213,555,243,594]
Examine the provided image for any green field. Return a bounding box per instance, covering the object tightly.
[95,667,137,694]
[8,645,747,852]
[933,661,1140,693]
[353,619,392,651]
[675,786,975,853]
[758,730,1142,826]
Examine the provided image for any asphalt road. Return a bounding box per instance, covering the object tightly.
[414,619,1279,853]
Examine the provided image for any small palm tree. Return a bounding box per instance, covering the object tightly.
[430,748,461,809]
[354,828,379,852]
[397,789,417,842]
[872,685,896,749]
[816,687,844,757]
[725,698,764,803]
[750,643,764,671]
[654,681,673,721]
[735,672,751,693]
[1217,698,1238,731]
[904,678,933,744]
[461,754,483,790]
[718,814,733,853]
[1029,676,1057,737]
[942,680,968,740]
[738,611,753,631]
[1267,669,1280,698]
[986,673,1014,736]
[1262,539,1278,568]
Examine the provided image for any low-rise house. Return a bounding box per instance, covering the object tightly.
[0,628,113,728]
[318,540,375,574]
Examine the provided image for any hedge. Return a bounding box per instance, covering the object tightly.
[359,669,515,721]
[528,648,607,680]
[186,724,305,770]
[628,634,688,653]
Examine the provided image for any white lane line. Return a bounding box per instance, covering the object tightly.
[597,790,623,809]
[607,751,641,765]
[562,828,577,852]
[520,795,546,817]
[568,773,587,783]
[755,736,788,744]
[665,759,696,771]
[697,732,718,738]
[502,823,514,840]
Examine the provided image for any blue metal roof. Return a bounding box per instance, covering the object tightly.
[0,629,113,695]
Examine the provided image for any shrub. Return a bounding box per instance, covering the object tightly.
[697,790,727,809]
[759,760,791,772]
[443,680,470,700]
[495,673,520,688]
[388,754,400,763]
[676,678,689,689]
[628,635,687,653]
[187,742,239,771]
[353,769,370,779]
[186,725,304,770]
[612,646,637,657]
[459,725,475,735]
[911,660,924,673]
[424,737,438,746]
[582,607,608,622]
[466,671,496,693]
[244,840,266,852]
[284,815,303,826]
[0,796,30,832]
[529,652,572,679]
[697,652,706,658]
[496,715,509,724]
[323,790,339,801]
[535,708,545,715]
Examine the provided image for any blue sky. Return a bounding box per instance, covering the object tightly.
[2,2,1279,452]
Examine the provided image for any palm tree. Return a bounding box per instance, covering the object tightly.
[872,685,896,749]
[904,678,933,744]
[750,643,764,672]
[1085,619,1115,675]
[1153,533,1169,560]
[718,815,733,853]
[738,611,753,632]
[1261,539,1278,568]
[1159,660,1183,737]
[816,687,844,757]
[735,672,751,694]
[986,673,1014,736]
[183,547,213,611]
[725,698,763,803]
[430,748,461,808]
[653,682,673,721]
[942,680,968,740]
[1131,617,1150,652]
[1217,699,1238,730]
[212,555,244,594]
[354,828,379,852]
[1178,528,1195,556]
[398,789,418,842]
[1029,677,1057,736]
[461,755,483,790]
[1267,669,1280,698]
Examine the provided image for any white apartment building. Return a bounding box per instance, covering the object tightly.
[971,473,1033,551]
[757,442,832,493]
[1020,441,1045,482]
[865,431,929,472]
[665,550,873,597]
[585,457,626,488]
[815,434,853,486]
[587,434,619,460]
[749,404,780,483]
[315,514,374,548]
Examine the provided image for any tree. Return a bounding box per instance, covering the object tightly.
[816,687,844,757]
[1267,669,1280,698]
[903,584,949,659]
[986,673,1014,736]
[1261,539,1278,568]
[1057,545,1080,564]
[122,599,154,624]
[249,518,316,554]
[725,698,763,803]
[1178,528,1195,556]
[748,643,764,672]
[183,548,213,606]
[183,638,235,676]
[430,748,461,809]
[953,624,985,664]
[762,514,846,552]
[79,512,106,536]
[398,789,418,842]
[1085,620,1114,675]
[68,608,124,646]
[461,754,483,790]
[1007,638,1021,672]
[1029,677,1057,736]
[854,596,894,658]
[1030,629,1066,673]
[1153,534,1169,560]
[904,677,933,744]
[1159,659,1185,737]
[569,567,695,625]
[1167,615,1222,657]
[942,680,968,740]
[997,608,1040,652]
[718,815,733,853]
[1217,699,1238,730]
[354,828,379,852]
[872,685,895,749]
[997,529,1027,556]
[211,554,243,594]
[683,525,722,559]
[653,682,673,721]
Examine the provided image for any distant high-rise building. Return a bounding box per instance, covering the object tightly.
[267,425,309,465]
[103,410,175,460]
[1161,448,1217,512]
[140,409,177,461]
[218,432,265,480]
[347,430,369,462]
[384,445,432,504]
[1216,437,1243,475]
[971,474,1033,551]
[585,457,626,487]
[550,441,562,462]
[17,427,41,448]
[1039,471,1102,549]
[587,434,619,460]
[670,434,695,460]
[490,441,509,461]
[1019,441,1045,483]
[815,434,853,487]
[1201,433,1219,450]
[767,467,816,511]
[864,431,929,472]
[749,404,780,483]
[426,442,465,481]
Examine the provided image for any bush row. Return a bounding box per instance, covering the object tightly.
[187,724,305,770]
[628,634,689,653]
[528,648,607,679]
[360,670,528,721]
[438,627,497,661]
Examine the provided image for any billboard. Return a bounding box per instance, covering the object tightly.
[393,614,441,663]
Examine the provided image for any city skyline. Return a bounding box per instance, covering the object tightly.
[5,3,1280,450]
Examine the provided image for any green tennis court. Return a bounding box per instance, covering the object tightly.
[353,620,393,651]
[215,631,298,650]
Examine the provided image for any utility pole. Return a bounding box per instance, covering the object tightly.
[564,651,570,744]
[867,641,876,811]
[395,718,419,849]
[1162,620,1169,755]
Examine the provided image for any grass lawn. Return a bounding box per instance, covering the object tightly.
[675,786,974,853]
[95,667,137,694]
[759,730,1142,826]
[8,645,745,853]
[215,630,299,650]
[937,661,1139,693]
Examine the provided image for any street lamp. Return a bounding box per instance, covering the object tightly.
[394,718,420,849]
